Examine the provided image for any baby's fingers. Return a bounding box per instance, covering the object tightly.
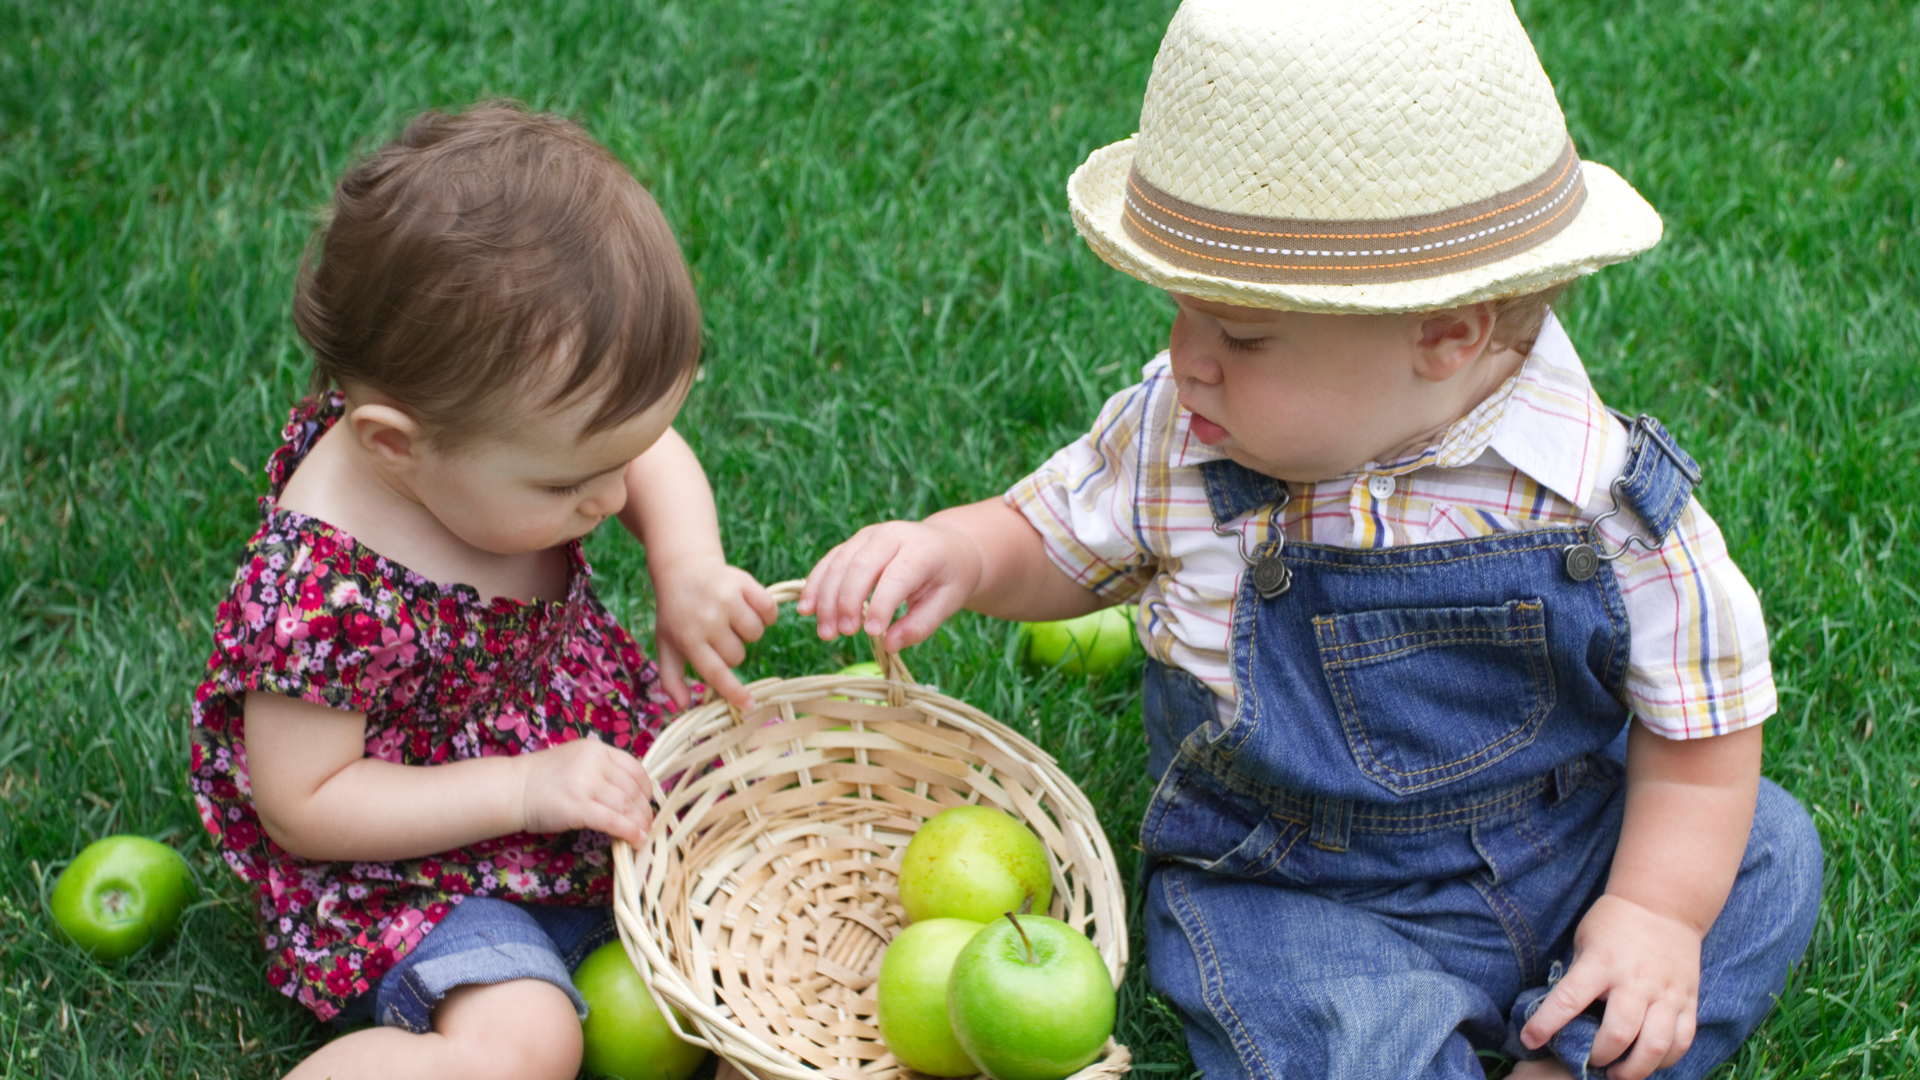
[1520,962,1607,1051]
[682,640,754,710]
[1663,1007,1697,1071]
[655,637,691,710]
[864,555,942,638]
[1601,998,1686,1080]
[813,542,884,640]
[740,575,777,637]
[878,580,968,653]
[580,793,649,847]
[799,539,858,637]
[801,531,883,624]
[1589,989,1651,1074]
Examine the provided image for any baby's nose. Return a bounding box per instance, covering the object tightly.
[1170,344,1223,384]
[581,483,627,519]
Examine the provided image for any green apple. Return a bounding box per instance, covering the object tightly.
[947,914,1115,1080]
[898,805,1052,925]
[574,940,710,1080]
[827,660,887,716]
[1019,606,1137,677]
[876,917,987,1075]
[49,834,197,961]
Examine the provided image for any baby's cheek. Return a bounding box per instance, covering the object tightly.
[469,509,568,555]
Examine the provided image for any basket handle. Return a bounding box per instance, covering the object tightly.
[764,578,915,699]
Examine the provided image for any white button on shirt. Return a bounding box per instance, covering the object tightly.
[1007,314,1775,741]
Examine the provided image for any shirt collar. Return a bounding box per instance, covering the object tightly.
[1479,312,1611,507]
[1162,312,1608,507]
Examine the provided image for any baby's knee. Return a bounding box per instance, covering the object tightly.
[436,978,585,1080]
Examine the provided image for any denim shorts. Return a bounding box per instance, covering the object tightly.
[336,898,617,1033]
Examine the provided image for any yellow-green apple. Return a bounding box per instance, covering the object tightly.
[876,917,988,1075]
[897,806,1052,925]
[1019,607,1136,677]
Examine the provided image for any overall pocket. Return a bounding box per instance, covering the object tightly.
[1314,599,1555,797]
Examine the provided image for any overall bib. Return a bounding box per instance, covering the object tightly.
[1138,418,1821,1080]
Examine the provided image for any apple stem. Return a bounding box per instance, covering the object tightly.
[1004,911,1035,964]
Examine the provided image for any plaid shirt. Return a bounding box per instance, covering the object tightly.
[1007,314,1774,740]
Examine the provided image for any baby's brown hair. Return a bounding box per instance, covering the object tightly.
[1487,280,1575,356]
[293,102,700,447]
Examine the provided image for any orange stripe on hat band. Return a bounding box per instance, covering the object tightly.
[1120,138,1587,286]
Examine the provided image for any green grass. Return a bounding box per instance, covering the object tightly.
[2,0,1916,1076]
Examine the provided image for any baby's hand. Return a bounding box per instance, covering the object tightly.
[652,556,777,710]
[515,737,655,848]
[1521,894,1703,1080]
[798,519,984,651]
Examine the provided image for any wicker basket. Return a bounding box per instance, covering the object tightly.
[611,581,1131,1080]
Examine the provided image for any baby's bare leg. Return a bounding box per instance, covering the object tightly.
[281,978,582,1080]
[1508,1058,1576,1080]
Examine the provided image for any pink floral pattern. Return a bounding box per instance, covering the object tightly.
[189,393,678,1021]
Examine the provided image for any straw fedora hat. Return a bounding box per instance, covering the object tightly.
[1068,0,1664,314]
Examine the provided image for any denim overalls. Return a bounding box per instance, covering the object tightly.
[1138,418,1822,1080]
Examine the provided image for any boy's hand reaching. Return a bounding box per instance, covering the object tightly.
[516,736,657,848]
[799,518,986,651]
[651,556,777,710]
[1521,894,1702,1079]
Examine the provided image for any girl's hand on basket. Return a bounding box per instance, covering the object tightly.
[517,737,657,847]
[652,555,777,710]
[801,518,983,651]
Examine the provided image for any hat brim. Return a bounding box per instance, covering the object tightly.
[1068,138,1663,314]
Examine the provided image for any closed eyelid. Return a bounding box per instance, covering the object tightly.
[1217,328,1267,352]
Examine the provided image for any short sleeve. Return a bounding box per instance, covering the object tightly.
[1006,376,1162,602]
[208,525,421,717]
[1609,496,1776,739]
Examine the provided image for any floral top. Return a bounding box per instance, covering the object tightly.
[189,393,677,1021]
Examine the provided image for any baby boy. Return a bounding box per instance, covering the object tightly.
[802,1,1822,1077]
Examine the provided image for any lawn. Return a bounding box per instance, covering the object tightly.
[2,0,1916,1076]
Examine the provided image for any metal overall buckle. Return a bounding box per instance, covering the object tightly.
[1216,488,1293,598]
[1562,413,1699,581]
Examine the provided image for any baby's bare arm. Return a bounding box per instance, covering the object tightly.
[1522,721,1763,1080]
[801,497,1105,651]
[617,427,776,709]
[245,691,653,862]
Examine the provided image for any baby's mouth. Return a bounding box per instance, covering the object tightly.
[1186,407,1230,445]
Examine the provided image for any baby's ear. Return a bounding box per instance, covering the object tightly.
[347,402,426,468]
[1412,303,1497,383]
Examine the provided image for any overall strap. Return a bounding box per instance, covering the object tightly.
[1563,411,1703,581]
[1199,457,1288,525]
[1605,409,1703,542]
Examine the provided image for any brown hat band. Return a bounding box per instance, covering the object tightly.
[1121,137,1587,287]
